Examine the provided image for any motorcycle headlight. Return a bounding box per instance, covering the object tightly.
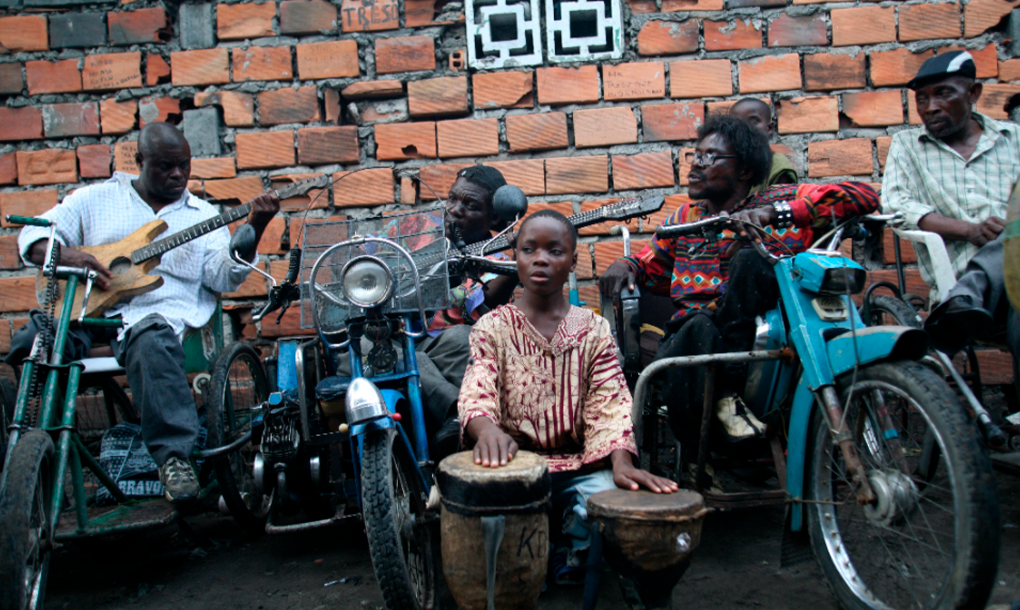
[340,256,394,308]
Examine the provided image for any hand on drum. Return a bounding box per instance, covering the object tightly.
[465,417,519,468]
[611,450,679,494]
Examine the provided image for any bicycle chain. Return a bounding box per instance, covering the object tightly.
[22,242,61,428]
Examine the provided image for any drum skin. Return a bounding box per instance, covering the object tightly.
[1005,182,1020,313]
[437,451,551,610]
[587,489,708,610]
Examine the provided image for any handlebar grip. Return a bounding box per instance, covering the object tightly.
[285,248,301,284]
[7,215,51,227]
[476,259,518,276]
[657,216,729,239]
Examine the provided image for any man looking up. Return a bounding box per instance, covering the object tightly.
[728,98,798,192]
[9,123,280,504]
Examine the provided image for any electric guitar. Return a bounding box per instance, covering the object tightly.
[37,175,331,319]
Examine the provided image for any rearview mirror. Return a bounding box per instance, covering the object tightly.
[492,185,527,223]
[230,223,257,262]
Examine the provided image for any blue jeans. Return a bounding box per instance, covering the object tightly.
[550,469,616,568]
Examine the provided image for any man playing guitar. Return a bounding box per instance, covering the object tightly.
[6,123,280,504]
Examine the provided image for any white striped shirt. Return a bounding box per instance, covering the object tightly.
[882,113,1020,296]
[18,173,257,338]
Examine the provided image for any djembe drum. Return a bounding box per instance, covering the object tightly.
[436,451,551,610]
[587,489,708,610]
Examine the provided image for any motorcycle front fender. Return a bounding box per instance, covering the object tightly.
[825,326,928,379]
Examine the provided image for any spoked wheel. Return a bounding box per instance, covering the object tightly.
[0,429,55,610]
[362,426,437,610]
[1,377,16,467]
[805,361,1000,610]
[209,342,271,534]
[864,294,923,329]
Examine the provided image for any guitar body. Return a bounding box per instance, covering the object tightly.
[35,220,168,318]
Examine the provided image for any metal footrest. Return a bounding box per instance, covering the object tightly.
[55,499,179,540]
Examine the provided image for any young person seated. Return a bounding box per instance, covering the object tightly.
[728,98,798,192]
[458,210,677,585]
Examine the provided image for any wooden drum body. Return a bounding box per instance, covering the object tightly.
[436,451,551,610]
[587,489,708,610]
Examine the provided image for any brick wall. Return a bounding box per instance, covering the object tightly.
[0,0,1017,382]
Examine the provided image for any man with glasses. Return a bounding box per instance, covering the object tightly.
[599,115,878,457]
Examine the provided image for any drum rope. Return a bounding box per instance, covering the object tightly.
[440,496,551,515]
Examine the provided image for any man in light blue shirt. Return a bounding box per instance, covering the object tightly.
[9,123,280,503]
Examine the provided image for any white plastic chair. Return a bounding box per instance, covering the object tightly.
[891,228,958,306]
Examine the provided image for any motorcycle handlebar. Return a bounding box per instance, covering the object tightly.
[656,215,729,238]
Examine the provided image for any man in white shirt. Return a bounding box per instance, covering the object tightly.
[9,123,279,503]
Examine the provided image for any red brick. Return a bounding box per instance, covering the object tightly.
[194,90,254,126]
[43,102,100,138]
[108,7,169,45]
[339,0,400,32]
[16,150,77,186]
[977,84,1020,119]
[26,59,81,95]
[146,53,171,86]
[0,62,23,95]
[473,71,533,109]
[375,36,435,74]
[333,168,394,206]
[807,138,873,178]
[258,87,320,125]
[593,240,649,276]
[970,349,1015,385]
[0,153,16,185]
[342,80,404,100]
[0,189,58,228]
[0,107,43,142]
[408,76,468,118]
[190,157,237,179]
[375,122,437,160]
[546,156,608,195]
[637,20,699,57]
[881,226,916,264]
[419,164,471,200]
[768,13,827,47]
[869,48,933,88]
[905,95,922,126]
[224,262,270,299]
[83,52,142,91]
[1000,59,1020,82]
[536,66,600,105]
[217,2,277,40]
[777,96,838,134]
[0,277,39,313]
[232,46,293,82]
[661,0,722,10]
[0,16,48,53]
[280,0,337,34]
[296,40,359,80]
[404,0,460,26]
[482,160,545,196]
[359,100,406,124]
[138,96,181,127]
[937,44,997,79]
[437,118,499,158]
[677,147,695,185]
[876,136,892,173]
[171,48,231,86]
[803,53,865,91]
[204,176,264,204]
[964,0,1020,38]
[741,54,801,94]
[898,2,960,42]
[114,141,139,174]
[842,91,904,127]
[324,89,341,123]
[612,151,674,190]
[704,19,762,51]
[574,107,638,148]
[256,217,287,255]
[0,236,21,270]
[297,126,360,164]
[641,102,704,142]
[831,6,895,46]
[97,99,135,136]
[603,62,665,101]
[669,60,731,98]
[506,113,568,153]
[235,131,296,169]
[625,0,657,13]
[400,176,417,204]
[259,308,315,337]
[188,181,205,198]
[644,193,690,230]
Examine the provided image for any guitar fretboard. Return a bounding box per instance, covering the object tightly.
[130,203,252,264]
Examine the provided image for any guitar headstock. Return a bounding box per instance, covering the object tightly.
[274,174,332,200]
[600,195,665,221]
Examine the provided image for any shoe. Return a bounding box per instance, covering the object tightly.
[433,416,461,459]
[925,295,994,354]
[159,456,201,504]
[550,550,586,587]
[715,396,765,441]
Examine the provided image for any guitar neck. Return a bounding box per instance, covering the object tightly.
[130,203,252,264]
[476,207,609,255]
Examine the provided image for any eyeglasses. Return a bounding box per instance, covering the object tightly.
[684,151,737,166]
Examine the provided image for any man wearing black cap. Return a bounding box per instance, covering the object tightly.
[882,51,1020,361]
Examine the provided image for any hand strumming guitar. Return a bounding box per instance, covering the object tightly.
[27,241,113,290]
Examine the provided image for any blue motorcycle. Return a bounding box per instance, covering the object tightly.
[618,214,1001,610]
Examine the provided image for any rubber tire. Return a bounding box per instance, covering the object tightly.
[208,342,271,535]
[362,426,437,610]
[864,294,923,329]
[0,429,55,610]
[804,361,1000,610]
[0,377,16,465]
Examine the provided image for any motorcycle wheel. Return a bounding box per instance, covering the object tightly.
[805,361,1000,610]
[362,426,437,610]
[863,294,923,329]
[0,429,54,610]
[209,342,271,535]
[1,377,16,467]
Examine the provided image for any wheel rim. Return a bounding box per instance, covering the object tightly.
[221,352,270,518]
[23,455,51,609]
[390,446,432,606]
[810,380,958,610]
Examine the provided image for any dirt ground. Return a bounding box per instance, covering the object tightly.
[42,469,1020,610]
